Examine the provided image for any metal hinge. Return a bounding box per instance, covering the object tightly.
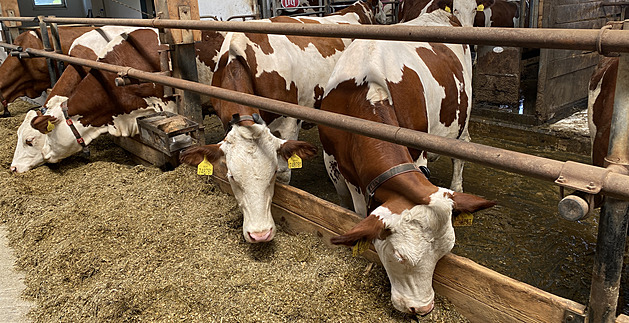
[555,161,610,195]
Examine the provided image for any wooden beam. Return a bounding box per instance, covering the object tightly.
[209,164,589,322]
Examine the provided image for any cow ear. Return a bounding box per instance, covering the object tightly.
[30,111,59,134]
[449,192,496,214]
[278,140,317,161]
[331,214,386,246]
[179,144,224,166]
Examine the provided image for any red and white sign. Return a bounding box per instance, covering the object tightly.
[281,0,300,8]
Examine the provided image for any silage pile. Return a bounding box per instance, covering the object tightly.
[0,100,468,322]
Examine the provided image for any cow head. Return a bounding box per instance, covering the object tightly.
[331,187,495,314]
[437,0,495,26]
[180,123,317,243]
[10,96,86,173]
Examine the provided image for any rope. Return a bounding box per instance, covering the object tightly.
[107,0,154,18]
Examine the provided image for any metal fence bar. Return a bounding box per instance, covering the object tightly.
[16,44,629,201]
[0,16,612,53]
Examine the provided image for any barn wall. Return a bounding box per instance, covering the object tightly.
[535,0,623,122]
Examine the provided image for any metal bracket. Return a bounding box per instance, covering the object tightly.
[555,161,610,194]
[563,309,585,323]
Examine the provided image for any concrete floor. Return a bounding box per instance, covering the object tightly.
[0,226,32,323]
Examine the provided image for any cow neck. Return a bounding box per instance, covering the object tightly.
[61,105,90,157]
[225,113,266,136]
[366,163,430,212]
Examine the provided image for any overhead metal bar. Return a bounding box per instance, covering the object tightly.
[16,44,629,201]
[8,16,625,53]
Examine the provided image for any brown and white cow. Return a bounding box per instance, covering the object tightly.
[474,0,526,28]
[588,55,617,171]
[179,1,385,243]
[319,0,495,314]
[0,26,94,117]
[11,28,175,173]
[399,0,521,27]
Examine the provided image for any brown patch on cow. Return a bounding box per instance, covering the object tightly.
[278,140,317,160]
[320,79,437,204]
[64,29,164,127]
[30,111,59,134]
[275,18,345,58]
[332,1,374,24]
[46,44,99,101]
[477,0,519,27]
[254,70,299,108]
[330,214,385,246]
[399,0,434,22]
[313,85,325,108]
[245,33,274,55]
[448,191,496,214]
[387,66,428,160]
[416,44,468,136]
[0,27,94,104]
[180,144,224,166]
[270,16,302,24]
[590,56,618,168]
[212,56,260,127]
[195,30,226,70]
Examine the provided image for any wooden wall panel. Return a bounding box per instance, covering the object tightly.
[0,0,21,27]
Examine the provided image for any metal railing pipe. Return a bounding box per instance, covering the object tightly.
[0,17,37,23]
[0,42,22,51]
[36,16,629,53]
[20,46,629,201]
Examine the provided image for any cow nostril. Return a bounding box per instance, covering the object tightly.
[10,166,17,173]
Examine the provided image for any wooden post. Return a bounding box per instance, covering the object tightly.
[0,0,21,41]
[154,0,204,144]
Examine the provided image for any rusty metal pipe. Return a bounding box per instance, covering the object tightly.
[0,42,22,51]
[21,46,629,201]
[34,17,629,53]
[0,17,38,22]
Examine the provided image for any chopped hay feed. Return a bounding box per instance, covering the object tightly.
[0,99,468,322]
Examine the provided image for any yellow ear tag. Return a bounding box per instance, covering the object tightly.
[288,153,302,169]
[444,6,451,13]
[453,212,474,226]
[352,238,371,257]
[477,4,485,11]
[46,120,55,132]
[197,156,213,176]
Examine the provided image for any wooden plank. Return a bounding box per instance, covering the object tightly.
[207,164,590,323]
[553,2,614,23]
[113,135,179,167]
[0,0,21,27]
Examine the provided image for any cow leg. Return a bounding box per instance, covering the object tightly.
[451,129,471,192]
[324,151,354,211]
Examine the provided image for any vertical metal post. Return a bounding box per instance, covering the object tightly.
[49,17,65,75]
[37,16,57,86]
[587,22,629,323]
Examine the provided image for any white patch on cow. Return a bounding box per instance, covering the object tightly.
[28,31,38,38]
[372,187,455,313]
[142,96,177,114]
[220,124,287,243]
[588,77,604,148]
[372,205,395,226]
[196,56,214,88]
[69,26,152,58]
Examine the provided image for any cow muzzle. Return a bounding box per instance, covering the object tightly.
[409,300,434,316]
[246,228,274,243]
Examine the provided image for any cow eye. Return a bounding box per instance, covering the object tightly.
[25,138,34,146]
[394,250,405,264]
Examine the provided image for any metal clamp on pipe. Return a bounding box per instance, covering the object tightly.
[556,161,610,221]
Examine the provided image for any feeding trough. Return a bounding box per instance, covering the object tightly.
[136,111,200,156]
